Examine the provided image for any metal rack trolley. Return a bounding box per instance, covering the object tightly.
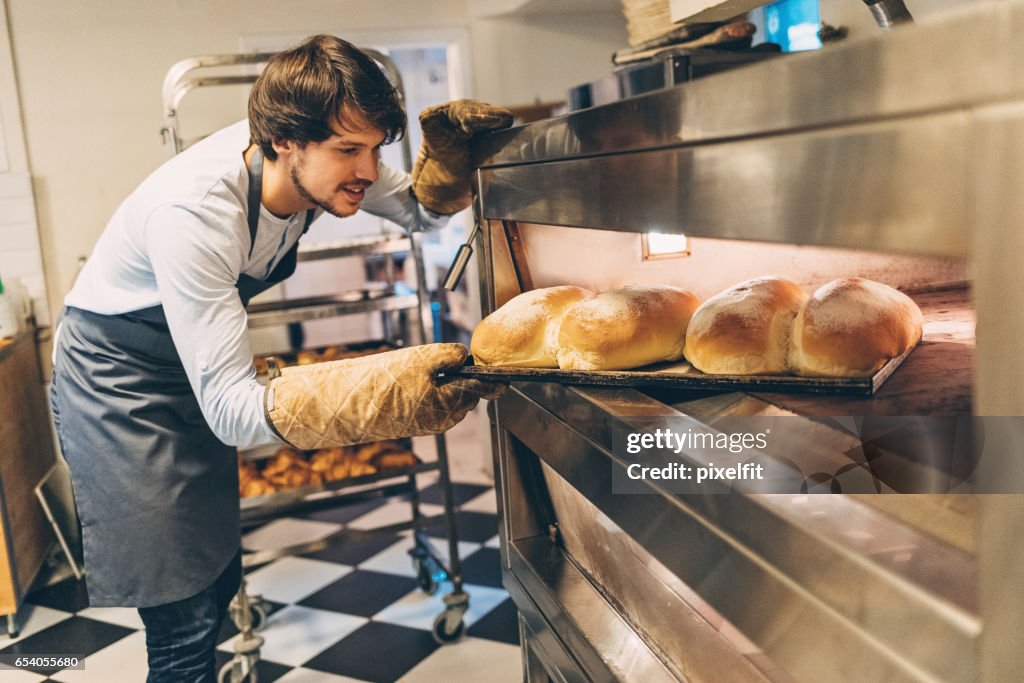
[161,48,472,682]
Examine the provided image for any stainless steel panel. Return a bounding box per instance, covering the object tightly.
[496,385,979,682]
[472,1,1024,168]
[505,536,679,683]
[539,462,777,683]
[479,111,970,257]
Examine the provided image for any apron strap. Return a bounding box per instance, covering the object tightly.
[246,148,264,259]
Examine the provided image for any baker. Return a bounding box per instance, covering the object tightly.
[49,34,509,682]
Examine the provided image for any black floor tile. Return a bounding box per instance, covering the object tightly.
[301,531,405,567]
[303,621,439,682]
[467,597,520,646]
[216,599,287,645]
[298,570,417,618]
[458,547,504,588]
[0,617,135,675]
[25,577,90,613]
[214,649,292,682]
[417,481,491,507]
[293,497,389,525]
[424,510,499,544]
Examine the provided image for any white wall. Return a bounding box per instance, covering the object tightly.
[469,11,627,105]
[4,0,628,324]
[0,0,47,330]
[817,0,980,42]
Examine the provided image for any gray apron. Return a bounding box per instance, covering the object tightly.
[50,149,313,607]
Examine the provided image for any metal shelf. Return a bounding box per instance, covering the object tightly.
[240,460,439,525]
[246,290,418,328]
[296,236,411,262]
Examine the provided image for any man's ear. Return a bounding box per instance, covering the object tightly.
[271,138,295,159]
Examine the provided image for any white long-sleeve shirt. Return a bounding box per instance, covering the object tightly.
[64,120,447,448]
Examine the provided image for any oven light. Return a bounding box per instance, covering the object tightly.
[642,232,690,260]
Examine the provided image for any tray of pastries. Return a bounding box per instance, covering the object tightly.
[239,440,421,498]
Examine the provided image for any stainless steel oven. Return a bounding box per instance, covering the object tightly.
[469,3,1024,681]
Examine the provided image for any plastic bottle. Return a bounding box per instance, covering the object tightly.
[0,274,20,339]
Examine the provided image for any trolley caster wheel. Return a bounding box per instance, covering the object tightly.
[229,597,269,633]
[432,612,466,644]
[217,658,258,683]
[248,603,268,632]
[413,557,445,595]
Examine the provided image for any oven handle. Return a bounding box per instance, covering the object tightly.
[442,221,481,291]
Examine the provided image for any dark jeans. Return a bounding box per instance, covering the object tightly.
[138,552,242,683]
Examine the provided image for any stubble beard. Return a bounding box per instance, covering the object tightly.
[290,160,355,219]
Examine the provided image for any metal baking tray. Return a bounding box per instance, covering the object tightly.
[440,344,917,396]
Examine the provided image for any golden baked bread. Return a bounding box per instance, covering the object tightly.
[263,447,304,472]
[252,356,270,376]
[262,447,321,488]
[789,277,924,377]
[241,477,278,497]
[471,286,596,367]
[318,346,343,362]
[342,460,377,478]
[296,350,320,365]
[310,447,344,473]
[310,447,379,481]
[555,285,701,370]
[352,440,402,463]
[239,456,279,497]
[684,277,808,375]
[375,450,419,470]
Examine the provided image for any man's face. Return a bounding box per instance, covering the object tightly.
[286,107,385,218]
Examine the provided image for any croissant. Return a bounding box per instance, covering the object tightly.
[241,477,278,498]
[375,450,419,470]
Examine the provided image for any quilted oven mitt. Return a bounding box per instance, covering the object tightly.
[411,99,514,215]
[265,343,504,450]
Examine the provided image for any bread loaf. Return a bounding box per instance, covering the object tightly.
[471,286,595,367]
[555,285,701,370]
[789,278,923,377]
[684,277,807,375]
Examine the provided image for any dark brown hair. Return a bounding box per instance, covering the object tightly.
[248,35,406,160]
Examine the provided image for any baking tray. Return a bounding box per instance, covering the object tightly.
[439,344,918,396]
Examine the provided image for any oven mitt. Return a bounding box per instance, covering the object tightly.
[412,99,514,215]
[265,343,504,450]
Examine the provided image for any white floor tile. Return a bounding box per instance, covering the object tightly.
[412,406,495,485]
[244,557,352,604]
[373,583,509,631]
[0,604,72,646]
[56,631,148,683]
[358,536,479,578]
[484,535,502,549]
[276,666,372,682]
[397,637,521,683]
[460,488,497,515]
[0,670,47,682]
[243,518,344,552]
[219,605,366,667]
[346,500,444,531]
[355,536,420,577]
[76,606,145,630]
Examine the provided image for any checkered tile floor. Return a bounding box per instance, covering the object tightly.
[0,481,520,682]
